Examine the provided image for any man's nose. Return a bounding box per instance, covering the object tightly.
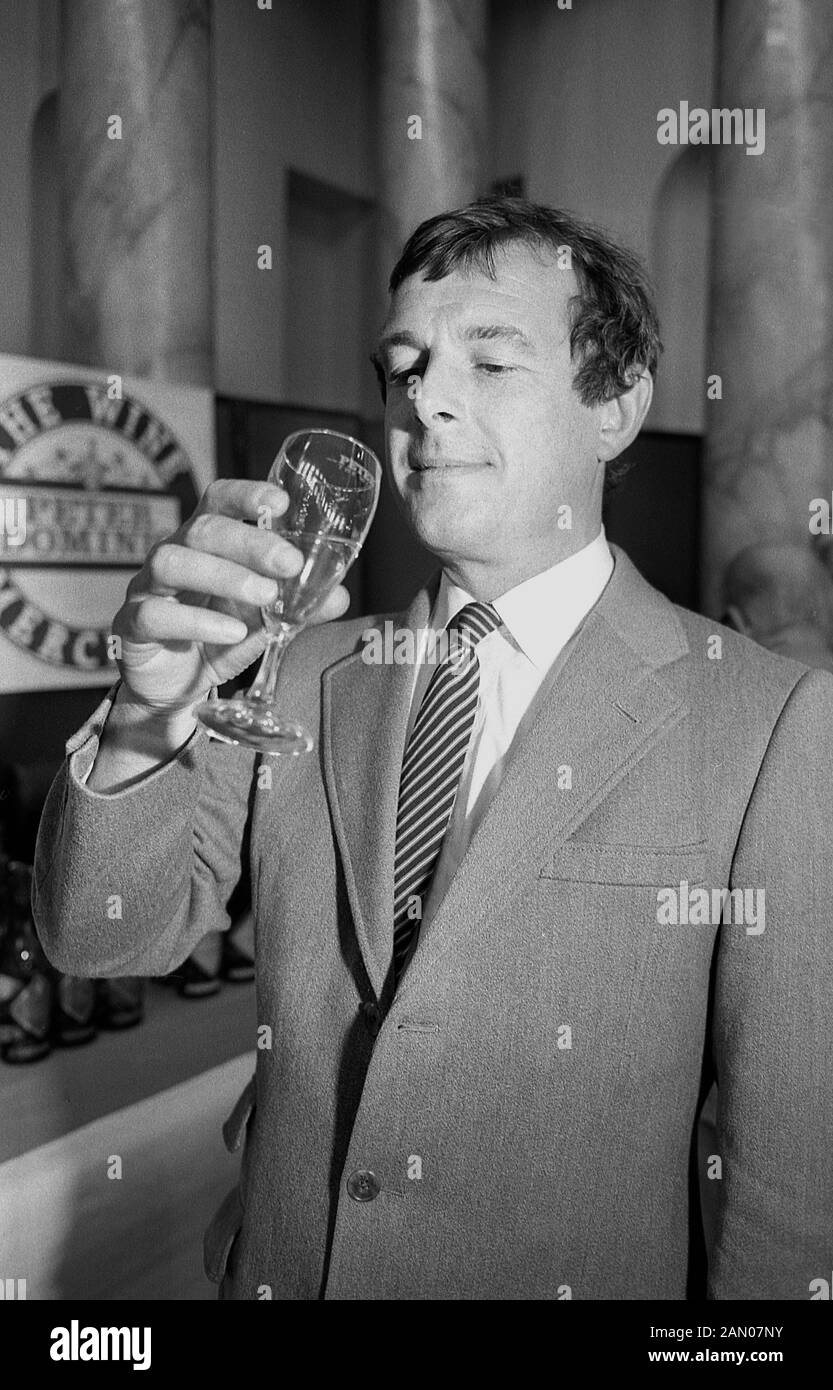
[412,357,464,427]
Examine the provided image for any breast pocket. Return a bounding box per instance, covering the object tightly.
[539,839,709,887]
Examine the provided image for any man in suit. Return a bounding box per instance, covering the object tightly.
[34,197,833,1299]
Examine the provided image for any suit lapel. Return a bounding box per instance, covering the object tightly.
[396,547,692,992]
[322,583,435,998]
[322,546,690,1001]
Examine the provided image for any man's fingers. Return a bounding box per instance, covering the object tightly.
[308,584,351,625]
[198,478,290,524]
[125,596,248,646]
[145,543,280,608]
[181,514,305,578]
[127,518,305,603]
[117,576,349,653]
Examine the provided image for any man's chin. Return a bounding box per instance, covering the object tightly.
[399,508,488,562]
[388,471,494,553]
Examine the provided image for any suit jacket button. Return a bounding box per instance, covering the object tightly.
[347,1169,380,1202]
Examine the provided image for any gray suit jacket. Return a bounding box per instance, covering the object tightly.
[33,545,833,1299]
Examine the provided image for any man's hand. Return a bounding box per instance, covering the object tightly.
[85,480,351,792]
[112,478,351,712]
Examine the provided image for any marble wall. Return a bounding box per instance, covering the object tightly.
[376,0,488,295]
[702,0,833,648]
[489,0,717,436]
[366,0,491,610]
[58,0,212,385]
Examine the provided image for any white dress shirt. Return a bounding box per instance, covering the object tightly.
[404,526,614,937]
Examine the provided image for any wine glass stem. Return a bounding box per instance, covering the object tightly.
[247,629,295,705]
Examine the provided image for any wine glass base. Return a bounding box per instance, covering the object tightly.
[196,699,314,756]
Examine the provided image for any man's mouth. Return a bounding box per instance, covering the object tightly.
[409,454,489,472]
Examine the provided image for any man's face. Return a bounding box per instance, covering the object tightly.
[375,241,607,586]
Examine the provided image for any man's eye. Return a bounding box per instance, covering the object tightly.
[474,362,513,374]
[388,368,419,386]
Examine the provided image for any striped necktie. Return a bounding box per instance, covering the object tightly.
[392,600,502,985]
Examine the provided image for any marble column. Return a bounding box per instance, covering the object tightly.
[367,0,489,612]
[376,0,489,285]
[702,0,833,632]
[58,0,212,385]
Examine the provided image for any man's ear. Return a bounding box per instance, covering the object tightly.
[596,370,653,462]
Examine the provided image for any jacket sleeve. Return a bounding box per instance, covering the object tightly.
[32,686,259,978]
[707,667,833,1299]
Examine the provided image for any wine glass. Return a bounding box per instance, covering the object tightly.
[195,429,381,755]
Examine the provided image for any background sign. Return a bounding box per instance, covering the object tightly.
[0,355,214,692]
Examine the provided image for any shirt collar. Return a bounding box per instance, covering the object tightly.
[432,526,614,674]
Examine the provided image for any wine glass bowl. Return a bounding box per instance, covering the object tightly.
[195,429,381,755]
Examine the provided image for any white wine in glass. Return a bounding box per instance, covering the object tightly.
[195,429,381,755]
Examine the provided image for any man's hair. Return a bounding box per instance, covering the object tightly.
[374,195,663,496]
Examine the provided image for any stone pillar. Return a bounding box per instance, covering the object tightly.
[367,0,489,613]
[376,0,489,283]
[58,0,212,385]
[702,0,833,635]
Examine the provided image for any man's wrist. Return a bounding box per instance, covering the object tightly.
[109,682,205,742]
[86,685,206,792]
